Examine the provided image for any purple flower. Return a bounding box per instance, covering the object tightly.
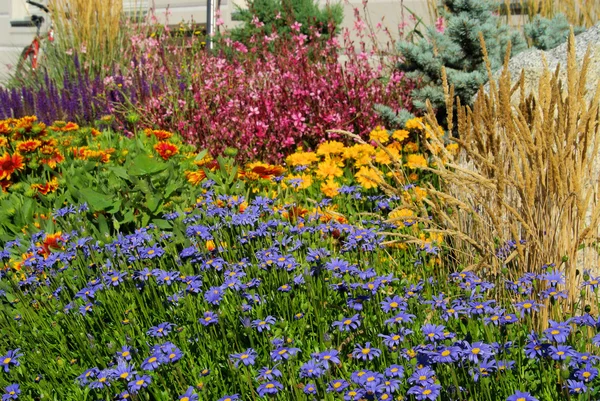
[384,312,415,326]
[112,359,137,381]
[434,346,461,363]
[128,374,152,393]
[217,395,240,401]
[139,245,164,259]
[327,379,350,393]
[230,348,257,368]
[257,380,283,397]
[117,346,133,361]
[352,342,382,361]
[317,349,340,368]
[549,345,575,360]
[300,359,325,378]
[179,386,199,401]
[543,321,570,343]
[0,349,23,373]
[576,364,598,382]
[566,380,588,394]
[303,383,317,395]
[2,384,20,401]
[77,367,100,386]
[252,316,276,332]
[422,324,445,342]
[141,355,161,371]
[506,391,539,401]
[385,364,404,378]
[409,367,436,386]
[204,286,224,305]
[200,311,219,326]
[407,384,441,400]
[257,366,282,381]
[380,295,405,313]
[332,314,361,332]
[270,346,300,361]
[147,322,174,338]
[464,342,493,363]
[514,300,543,314]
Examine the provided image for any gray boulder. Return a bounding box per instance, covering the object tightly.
[486,23,600,104]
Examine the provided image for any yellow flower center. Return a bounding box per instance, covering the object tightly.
[120,372,129,379]
[441,350,451,357]
[361,348,371,354]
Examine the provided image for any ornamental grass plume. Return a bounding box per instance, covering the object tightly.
[397,31,600,316]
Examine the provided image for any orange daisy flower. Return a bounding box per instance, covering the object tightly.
[154,141,179,160]
[16,139,42,153]
[0,152,25,180]
[31,177,59,195]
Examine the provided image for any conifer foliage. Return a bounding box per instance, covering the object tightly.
[229,0,343,44]
[381,0,527,127]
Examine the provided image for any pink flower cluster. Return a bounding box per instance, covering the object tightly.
[118,22,414,162]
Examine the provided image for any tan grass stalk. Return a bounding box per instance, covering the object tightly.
[49,0,128,73]
[420,30,600,316]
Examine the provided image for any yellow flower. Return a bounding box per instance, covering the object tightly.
[355,166,382,189]
[320,178,340,198]
[403,142,419,153]
[375,148,391,165]
[405,154,427,169]
[344,143,375,167]
[284,174,313,190]
[446,143,459,154]
[409,173,419,181]
[405,117,424,131]
[392,129,409,142]
[0,137,7,148]
[369,126,389,143]
[316,158,343,180]
[389,208,416,226]
[317,140,345,156]
[285,151,318,166]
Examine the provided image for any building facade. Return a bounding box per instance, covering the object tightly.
[0,0,431,83]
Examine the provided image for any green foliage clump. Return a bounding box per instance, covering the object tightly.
[524,13,585,50]
[228,0,343,44]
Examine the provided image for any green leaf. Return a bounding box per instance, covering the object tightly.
[141,213,151,228]
[109,166,130,180]
[79,188,113,211]
[96,213,109,236]
[145,194,160,213]
[194,149,208,162]
[152,219,171,230]
[129,154,168,176]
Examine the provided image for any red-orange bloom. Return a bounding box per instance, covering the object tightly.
[39,231,63,257]
[146,129,173,140]
[0,152,25,180]
[154,141,179,160]
[0,179,11,192]
[40,151,65,169]
[16,139,42,153]
[31,177,59,195]
[238,162,286,181]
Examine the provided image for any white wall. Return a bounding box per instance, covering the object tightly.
[0,0,430,85]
